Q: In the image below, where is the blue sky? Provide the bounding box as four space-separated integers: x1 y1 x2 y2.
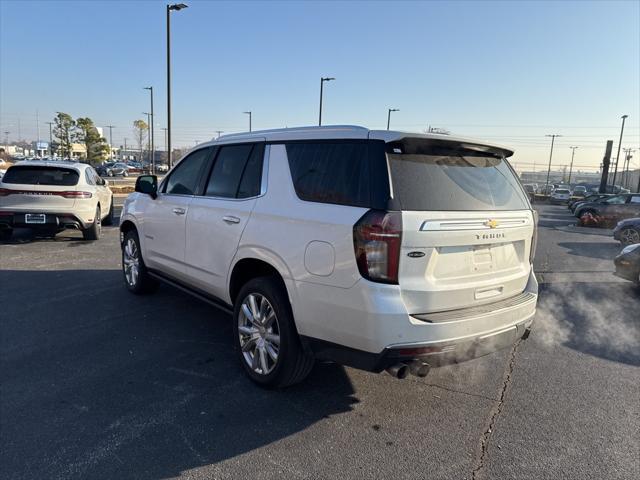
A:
1 0 639 172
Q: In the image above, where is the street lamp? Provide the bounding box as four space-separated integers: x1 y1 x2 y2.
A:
319 77 335 126
167 2 188 169
611 114 629 189
387 108 399 130
243 111 252 132
144 86 155 173
544 134 562 191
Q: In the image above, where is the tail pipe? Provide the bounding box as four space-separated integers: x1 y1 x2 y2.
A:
385 363 409 379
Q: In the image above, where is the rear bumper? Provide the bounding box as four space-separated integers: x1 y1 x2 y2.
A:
294 269 538 372
0 211 91 230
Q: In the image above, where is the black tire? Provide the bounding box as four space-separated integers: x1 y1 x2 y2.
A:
108 171 114 177
82 206 102 240
233 276 314 388
121 229 158 294
102 197 115 226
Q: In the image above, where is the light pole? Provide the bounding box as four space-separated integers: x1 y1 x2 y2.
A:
106 125 115 161
567 146 578 184
611 114 628 189
387 108 399 130
167 2 188 169
143 113 151 164
243 111 252 132
318 77 334 126
144 86 155 173
622 148 635 189
544 134 562 190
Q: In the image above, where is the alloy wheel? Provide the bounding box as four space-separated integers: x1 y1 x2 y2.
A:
238 293 280 375
123 238 140 287
620 228 640 246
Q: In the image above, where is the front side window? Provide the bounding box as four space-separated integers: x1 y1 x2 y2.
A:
164 148 210 195
204 144 264 198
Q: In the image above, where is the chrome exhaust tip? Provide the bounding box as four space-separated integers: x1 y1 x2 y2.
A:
409 360 431 378
386 363 409 379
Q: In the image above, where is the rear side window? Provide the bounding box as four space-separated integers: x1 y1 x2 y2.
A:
285 141 389 208
2 166 79 186
387 139 529 211
204 143 264 198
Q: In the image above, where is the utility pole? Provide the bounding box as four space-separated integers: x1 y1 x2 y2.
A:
387 108 399 130
544 134 562 191
318 77 335 126
243 111 252 132
124 138 128 161
46 122 54 157
622 148 635 189
567 146 578 184
215 130 223 139
36 110 40 157
611 114 628 189
599 140 614 193
106 125 115 160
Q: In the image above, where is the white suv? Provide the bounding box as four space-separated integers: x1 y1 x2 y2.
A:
120 126 538 387
0 160 114 240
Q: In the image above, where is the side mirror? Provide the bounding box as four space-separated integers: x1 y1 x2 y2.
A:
135 175 158 199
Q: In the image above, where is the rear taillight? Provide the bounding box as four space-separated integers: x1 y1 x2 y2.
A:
530 210 538 264
61 191 92 199
353 210 402 284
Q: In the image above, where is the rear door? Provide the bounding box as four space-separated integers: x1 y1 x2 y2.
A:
142 148 211 280
184 142 266 298
385 138 534 314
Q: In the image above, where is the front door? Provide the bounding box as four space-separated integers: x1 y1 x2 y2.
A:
142 147 212 281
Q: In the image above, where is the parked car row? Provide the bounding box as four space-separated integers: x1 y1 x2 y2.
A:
572 193 640 226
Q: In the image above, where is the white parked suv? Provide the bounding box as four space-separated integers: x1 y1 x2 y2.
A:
119 126 538 387
0 160 114 240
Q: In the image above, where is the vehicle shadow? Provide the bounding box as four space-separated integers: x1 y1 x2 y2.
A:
536 282 640 367
557 241 623 260
0 269 357 480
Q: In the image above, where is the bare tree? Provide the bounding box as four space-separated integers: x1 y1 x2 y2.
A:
133 120 148 162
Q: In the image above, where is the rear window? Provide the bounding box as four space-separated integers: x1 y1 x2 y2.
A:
285 141 389 209
2 166 80 186
555 189 570 194
386 139 529 211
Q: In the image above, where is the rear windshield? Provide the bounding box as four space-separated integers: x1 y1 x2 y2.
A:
386 140 529 211
555 189 570 194
2 166 80 186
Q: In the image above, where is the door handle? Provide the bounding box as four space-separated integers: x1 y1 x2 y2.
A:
223 215 241 224
172 207 186 215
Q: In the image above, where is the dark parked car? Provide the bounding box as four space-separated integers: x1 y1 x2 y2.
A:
569 193 612 212
574 194 640 225
106 162 130 177
95 162 114 176
613 243 640 285
613 217 640 246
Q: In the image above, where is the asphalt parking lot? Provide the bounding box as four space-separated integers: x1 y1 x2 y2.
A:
1 202 639 480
